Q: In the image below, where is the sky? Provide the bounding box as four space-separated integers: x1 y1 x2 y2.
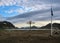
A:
0 0 60 28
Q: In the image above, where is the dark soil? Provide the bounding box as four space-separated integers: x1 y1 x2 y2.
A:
0 30 60 43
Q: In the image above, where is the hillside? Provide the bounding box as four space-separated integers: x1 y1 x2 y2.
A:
0 21 15 29
40 23 60 29
20 23 60 29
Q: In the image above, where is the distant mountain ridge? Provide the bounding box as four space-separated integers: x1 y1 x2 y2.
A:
0 21 15 29
21 23 60 29
40 23 60 29
0 21 60 29
20 23 60 29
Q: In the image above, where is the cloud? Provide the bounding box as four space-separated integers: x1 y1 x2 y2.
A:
0 0 59 7
4 6 33 15
0 0 60 22
5 10 14 14
6 6 60 24
0 0 16 6
0 0 60 13
0 0 58 10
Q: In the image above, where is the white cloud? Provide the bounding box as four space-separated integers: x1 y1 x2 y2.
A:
0 0 59 12
6 7 60 24
0 0 52 10
5 10 14 14
0 0 16 6
4 7 33 15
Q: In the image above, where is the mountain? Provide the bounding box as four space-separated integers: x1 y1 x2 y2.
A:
20 26 38 29
31 26 38 29
40 23 60 29
0 21 15 29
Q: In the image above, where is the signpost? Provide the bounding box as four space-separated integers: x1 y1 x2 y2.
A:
27 21 34 30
